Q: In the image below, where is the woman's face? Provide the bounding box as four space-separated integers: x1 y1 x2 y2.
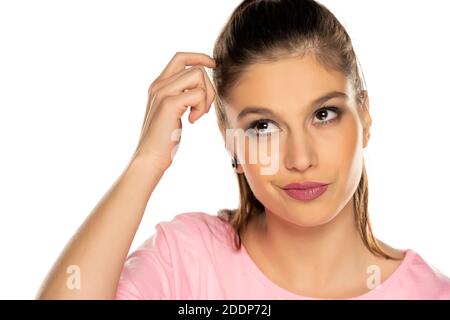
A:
224 54 371 227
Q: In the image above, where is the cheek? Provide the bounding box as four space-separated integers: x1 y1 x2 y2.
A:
237 134 278 173
244 162 272 192
240 136 277 200
324 121 359 167
330 115 364 199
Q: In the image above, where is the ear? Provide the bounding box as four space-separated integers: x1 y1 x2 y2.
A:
360 90 372 149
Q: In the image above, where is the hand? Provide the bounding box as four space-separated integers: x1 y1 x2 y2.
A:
131 52 216 173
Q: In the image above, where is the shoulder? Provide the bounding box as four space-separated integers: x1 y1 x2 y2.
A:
159 211 227 229
155 211 235 250
117 211 237 299
401 249 450 299
157 211 232 234
128 211 235 264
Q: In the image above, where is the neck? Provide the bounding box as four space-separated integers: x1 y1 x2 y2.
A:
252 198 371 291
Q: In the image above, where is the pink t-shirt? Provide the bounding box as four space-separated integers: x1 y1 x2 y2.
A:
115 211 450 300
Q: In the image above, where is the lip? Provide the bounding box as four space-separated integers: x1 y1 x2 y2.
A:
280 181 329 201
281 181 329 190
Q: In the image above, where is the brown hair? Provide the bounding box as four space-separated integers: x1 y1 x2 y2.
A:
211 0 398 260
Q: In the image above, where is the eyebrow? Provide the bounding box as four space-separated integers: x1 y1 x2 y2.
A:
236 90 349 121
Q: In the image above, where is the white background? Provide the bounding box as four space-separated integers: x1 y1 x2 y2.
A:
1 0 449 299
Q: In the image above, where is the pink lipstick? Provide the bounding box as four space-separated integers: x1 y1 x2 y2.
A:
281 181 329 201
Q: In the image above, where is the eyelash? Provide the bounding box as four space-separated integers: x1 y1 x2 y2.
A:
246 106 343 136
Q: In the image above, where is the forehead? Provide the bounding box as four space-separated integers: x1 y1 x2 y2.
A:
226 54 352 114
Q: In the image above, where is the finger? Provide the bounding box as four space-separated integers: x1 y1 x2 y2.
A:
139 86 207 145
156 52 216 82
193 66 215 115
200 66 216 113
153 66 216 112
153 67 214 122
159 87 207 124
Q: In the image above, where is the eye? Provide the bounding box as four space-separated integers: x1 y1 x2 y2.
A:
245 106 343 137
246 119 279 137
313 107 342 126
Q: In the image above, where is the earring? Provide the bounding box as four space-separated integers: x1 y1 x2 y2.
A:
231 156 237 169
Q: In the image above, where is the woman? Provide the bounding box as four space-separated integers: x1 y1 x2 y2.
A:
37 0 450 299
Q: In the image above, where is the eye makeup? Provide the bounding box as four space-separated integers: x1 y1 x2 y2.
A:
244 106 344 137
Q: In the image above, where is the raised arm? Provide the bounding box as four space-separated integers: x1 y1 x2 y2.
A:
36 52 216 299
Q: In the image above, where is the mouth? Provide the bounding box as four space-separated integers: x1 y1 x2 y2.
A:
280 181 330 201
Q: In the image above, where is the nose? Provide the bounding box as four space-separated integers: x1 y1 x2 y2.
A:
284 129 317 173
